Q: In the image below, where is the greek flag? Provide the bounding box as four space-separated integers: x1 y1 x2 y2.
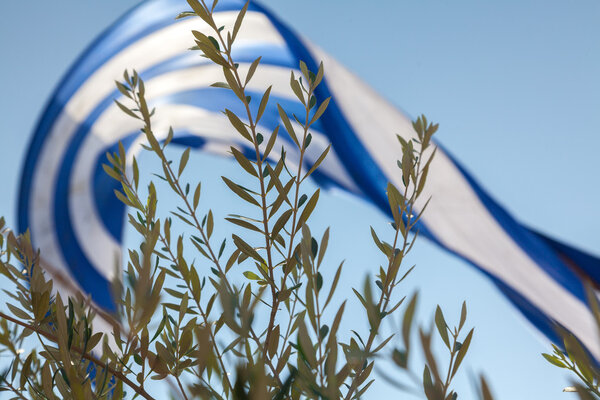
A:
19 0 600 356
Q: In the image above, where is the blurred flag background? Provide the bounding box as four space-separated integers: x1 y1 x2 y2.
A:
1 1 599 398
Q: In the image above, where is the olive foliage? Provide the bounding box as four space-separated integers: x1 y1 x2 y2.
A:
0 1 491 399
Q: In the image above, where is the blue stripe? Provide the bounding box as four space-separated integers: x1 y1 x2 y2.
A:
18 0 263 246
253 0 599 353
441 146 588 302
53 97 119 311
93 135 139 242
19 0 188 236
93 130 209 241
252 2 437 240
53 47 310 266
64 77 329 264
153 88 325 135
24 39 298 310
528 229 600 283
91 86 325 241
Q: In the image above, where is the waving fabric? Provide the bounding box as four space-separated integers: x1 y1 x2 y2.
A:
18 0 600 357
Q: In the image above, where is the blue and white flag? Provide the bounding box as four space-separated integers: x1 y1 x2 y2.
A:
19 0 600 356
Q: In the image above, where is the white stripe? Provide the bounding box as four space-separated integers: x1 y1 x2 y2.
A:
310 45 600 358
30 11 284 283
70 102 355 278
69 66 359 281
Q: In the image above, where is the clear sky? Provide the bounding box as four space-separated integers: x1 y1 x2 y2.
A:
1 1 599 399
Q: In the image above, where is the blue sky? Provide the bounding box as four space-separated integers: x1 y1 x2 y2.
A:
1 1 599 399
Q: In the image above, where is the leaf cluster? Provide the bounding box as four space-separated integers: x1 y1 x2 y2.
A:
0 1 487 399
543 285 600 399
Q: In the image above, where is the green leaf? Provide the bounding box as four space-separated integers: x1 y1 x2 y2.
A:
115 81 131 98
319 325 329 340
114 100 139 120
479 376 494 400
299 60 309 81
102 163 121 181
225 217 262 233
434 306 450 350
423 365 433 388
402 293 418 349
208 36 220 52
392 349 408 368
230 146 257 177
304 133 312 150
178 147 190 177
197 42 228 66
267 163 292 204
179 292 189 323
542 353 567 368
303 145 330 180
210 81 231 89
268 325 280 358
277 104 300 147
387 183 404 225
187 0 214 27
316 271 323 291
372 334 395 354
257 85 271 122
207 210 214 238
298 194 308 208
192 30 212 45
277 284 300 302
224 109 252 142
7 303 30 320
314 61 324 87
296 189 320 232
263 125 279 161
20 352 33 389
352 288 367 309
271 209 293 239
310 96 331 125
324 262 343 309
222 176 260 206
193 182 201 210
269 177 294 218
232 234 263 262
298 322 317 368
243 271 260 280
289 72 305 105
223 67 244 99
232 1 249 41
245 56 261 86
459 301 467 331
317 227 329 267
175 11 196 19
451 328 474 378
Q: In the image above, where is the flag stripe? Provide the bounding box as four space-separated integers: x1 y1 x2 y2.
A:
312 48 600 357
